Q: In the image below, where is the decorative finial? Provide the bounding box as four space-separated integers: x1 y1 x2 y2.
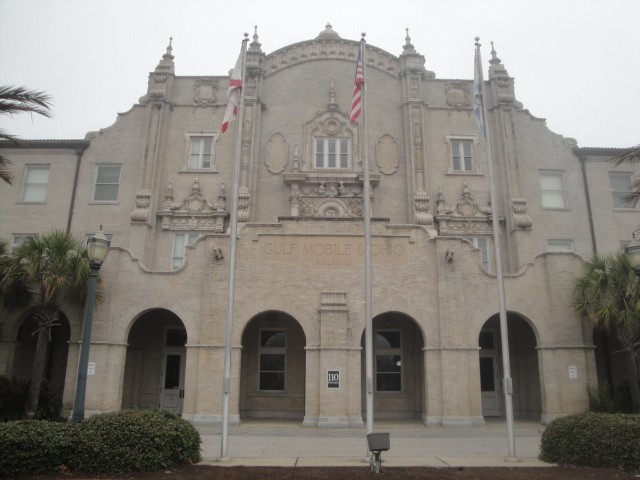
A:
474 36 481 47
249 25 262 51
244 32 249 40
163 37 174 61
403 27 415 52
489 41 501 65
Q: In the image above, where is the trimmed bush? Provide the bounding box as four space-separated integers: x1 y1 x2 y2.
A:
0 420 78 475
0 409 201 475
540 413 640 472
70 409 201 473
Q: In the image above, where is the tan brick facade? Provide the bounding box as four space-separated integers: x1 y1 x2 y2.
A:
1 26 637 426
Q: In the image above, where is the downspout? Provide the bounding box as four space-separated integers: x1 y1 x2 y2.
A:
66 143 89 233
577 149 598 255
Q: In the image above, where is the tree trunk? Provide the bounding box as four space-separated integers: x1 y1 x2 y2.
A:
25 325 50 418
624 348 640 413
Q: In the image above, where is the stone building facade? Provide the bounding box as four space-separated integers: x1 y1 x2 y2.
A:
1 25 637 426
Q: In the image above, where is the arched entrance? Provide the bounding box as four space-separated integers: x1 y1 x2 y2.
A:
479 313 541 419
121 309 187 414
11 311 70 404
360 312 425 420
239 311 306 420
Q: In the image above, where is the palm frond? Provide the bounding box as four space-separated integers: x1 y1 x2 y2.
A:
0 85 53 118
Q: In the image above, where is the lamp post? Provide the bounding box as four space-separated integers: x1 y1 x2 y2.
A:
625 231 640 278
71 227 109 421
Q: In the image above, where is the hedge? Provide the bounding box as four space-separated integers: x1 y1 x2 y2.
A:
540 412 640 472
0 409 201 476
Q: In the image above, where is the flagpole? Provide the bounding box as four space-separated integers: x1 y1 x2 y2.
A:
475 37 516 459
221 33 248 460
360 34 374 438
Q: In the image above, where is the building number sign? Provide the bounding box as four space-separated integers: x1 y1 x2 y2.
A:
327 370 340 388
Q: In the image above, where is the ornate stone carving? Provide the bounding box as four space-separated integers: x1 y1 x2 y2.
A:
511 197 532 229
414 192 433 225
157 178 228 233
445 81 471 110
376 134 399 175
435 182 500 235
193 78 217 107
266 133 288 173
131 190 152 223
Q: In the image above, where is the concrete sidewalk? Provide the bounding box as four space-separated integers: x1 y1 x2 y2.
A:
197 419 551 468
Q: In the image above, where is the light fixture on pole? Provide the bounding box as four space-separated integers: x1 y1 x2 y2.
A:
625 230 640 278
71 227 109 422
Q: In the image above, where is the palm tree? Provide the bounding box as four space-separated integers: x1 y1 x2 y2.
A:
0 85 53 184
0 231 91 418
574 253 640 413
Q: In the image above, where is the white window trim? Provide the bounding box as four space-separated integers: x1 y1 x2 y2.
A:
314 137 351 170
609 171 636 210
464 236 491 272
183 132 219 172
444 135 481 175
92 164 122 203
171 232 200 271
547 239 574 253
20 164 50 203
539 169 569 210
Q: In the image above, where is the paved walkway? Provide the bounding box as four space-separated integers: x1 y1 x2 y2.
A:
197 419 551 467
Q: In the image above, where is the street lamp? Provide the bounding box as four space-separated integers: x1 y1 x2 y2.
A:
625 231 640 278
71 227 110 421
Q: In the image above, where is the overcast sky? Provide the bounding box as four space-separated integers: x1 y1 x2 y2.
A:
1 0 638 148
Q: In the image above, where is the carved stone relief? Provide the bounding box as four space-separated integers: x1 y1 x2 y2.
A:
376 134 399 175
445 81 471 110
193 78 217 107
435 182 499 235
266 133 288 173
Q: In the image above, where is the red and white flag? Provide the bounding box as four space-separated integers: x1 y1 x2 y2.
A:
221 46 244 133
350 43 364 123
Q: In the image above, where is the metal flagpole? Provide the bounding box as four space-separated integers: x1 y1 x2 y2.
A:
361 34 375 438
475 37 516 459
221 33 249 460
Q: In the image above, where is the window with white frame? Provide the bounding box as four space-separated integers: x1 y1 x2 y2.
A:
259 329 286 391
539 170 568 209
450 139 475 172
375 330 402 392
609 172 634 209
187 135 216 170
314 137 350 169
171 232 200 270
93 164 122 202
10 233 36 252
464 236 491 271
20 165 50 203
547 239 574 253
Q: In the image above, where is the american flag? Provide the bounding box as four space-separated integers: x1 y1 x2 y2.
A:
350 43 364 123
221 46 244 133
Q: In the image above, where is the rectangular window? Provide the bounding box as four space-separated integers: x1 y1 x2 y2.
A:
375 330 402 392
93 165 122 202
314 138 350 169
21 165 49 203
451 139 474 172
464 236 491 271
11 233 36 252
259 330 286 391
539 170 568 209
609 172 634 209
171 232 200 270
188 136 215 170
547 239 574 253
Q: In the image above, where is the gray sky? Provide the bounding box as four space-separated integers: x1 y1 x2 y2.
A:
1 0 638 148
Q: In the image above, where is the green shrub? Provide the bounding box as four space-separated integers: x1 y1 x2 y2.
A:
0 420 78 475
71 409 201 473
540 413 640 472
587 383 633 413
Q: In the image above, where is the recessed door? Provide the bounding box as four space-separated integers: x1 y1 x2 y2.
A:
160 351 185 414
